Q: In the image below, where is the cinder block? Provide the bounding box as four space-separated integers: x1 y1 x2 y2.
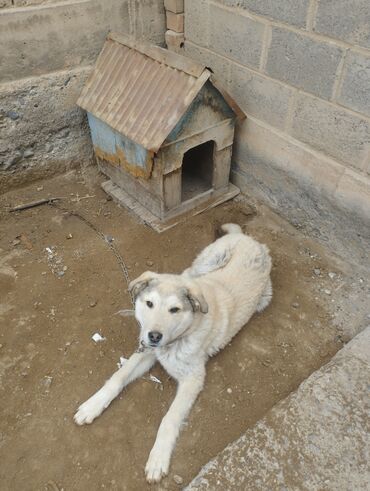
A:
266 27 343 100
290 93 370 170
0 0 165 83
209 4 264 69
230 63 292 128
166 11 184 33
315 0 370 50
213 0 310 28
165 30 184 51
184 0 209 47
164 0 184 14
183 42 231 88
338 51 370 118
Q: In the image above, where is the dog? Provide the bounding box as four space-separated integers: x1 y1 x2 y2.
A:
74 223 272 483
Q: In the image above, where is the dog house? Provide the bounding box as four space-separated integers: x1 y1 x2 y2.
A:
78 33 245 231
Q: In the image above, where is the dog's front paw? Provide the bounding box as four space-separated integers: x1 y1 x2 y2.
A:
145 447 170 483
74 390 109 425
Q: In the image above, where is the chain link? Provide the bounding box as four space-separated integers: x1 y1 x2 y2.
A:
50 202 136 307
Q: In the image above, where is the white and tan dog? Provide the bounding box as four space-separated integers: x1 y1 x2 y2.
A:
74 223 272 482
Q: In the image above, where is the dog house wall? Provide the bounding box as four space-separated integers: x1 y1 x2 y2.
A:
88 81 236 219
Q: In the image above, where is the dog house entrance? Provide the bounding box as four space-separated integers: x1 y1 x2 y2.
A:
181 141 214 202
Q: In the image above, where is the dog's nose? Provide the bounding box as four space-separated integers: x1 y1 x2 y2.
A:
148 331 163 344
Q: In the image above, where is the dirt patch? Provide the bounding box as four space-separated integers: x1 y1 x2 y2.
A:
0 171 367 491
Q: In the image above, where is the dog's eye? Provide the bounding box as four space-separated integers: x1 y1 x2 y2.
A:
169 307 180 314
146 301 153 308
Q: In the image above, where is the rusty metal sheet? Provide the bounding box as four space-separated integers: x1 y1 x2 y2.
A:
78 34 211 153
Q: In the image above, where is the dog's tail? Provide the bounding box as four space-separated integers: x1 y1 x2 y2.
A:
220 223 243 235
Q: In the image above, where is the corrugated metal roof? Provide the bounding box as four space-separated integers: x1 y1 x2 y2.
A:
78 32 245 152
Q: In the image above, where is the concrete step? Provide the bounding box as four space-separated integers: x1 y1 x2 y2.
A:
186 326 370 491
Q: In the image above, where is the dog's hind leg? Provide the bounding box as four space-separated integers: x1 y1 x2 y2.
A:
74 351 156 425
145 369 205 483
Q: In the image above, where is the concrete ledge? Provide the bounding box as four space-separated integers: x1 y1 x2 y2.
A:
186 326 370 490
0 66 94 192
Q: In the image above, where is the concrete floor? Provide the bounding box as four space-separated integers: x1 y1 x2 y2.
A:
0 169 368 490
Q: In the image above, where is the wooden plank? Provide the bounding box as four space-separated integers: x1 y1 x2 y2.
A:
213 145 233 190
210 74 246 121
102 180 239 233
164 169 182 211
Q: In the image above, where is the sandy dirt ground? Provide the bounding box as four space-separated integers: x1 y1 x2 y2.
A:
0 170 367 491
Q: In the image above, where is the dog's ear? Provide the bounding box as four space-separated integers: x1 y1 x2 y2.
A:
186 286 208 314
129 271 159 301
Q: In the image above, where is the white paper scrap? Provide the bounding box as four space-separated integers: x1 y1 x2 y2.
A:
92 333 106 343
149 374 162 384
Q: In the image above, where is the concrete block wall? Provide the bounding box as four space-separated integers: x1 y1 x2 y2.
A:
181 0 370 224
0 0 165 192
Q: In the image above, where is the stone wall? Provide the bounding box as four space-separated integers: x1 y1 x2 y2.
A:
181 0 370 225
0 0 165 192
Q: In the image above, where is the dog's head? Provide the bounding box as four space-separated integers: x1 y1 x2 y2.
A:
129 271 208 348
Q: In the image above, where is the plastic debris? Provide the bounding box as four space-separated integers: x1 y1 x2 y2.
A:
148 374 162 384
92 333 106 343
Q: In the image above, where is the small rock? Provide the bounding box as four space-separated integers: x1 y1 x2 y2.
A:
328 272 336 280
134 262 139 267
89 300 98 308
12 238 21 246
0 344 3 349
146 260 154 267
173 475 183 485
6 110 19 120
41 271 47 276
292 302 299 308
313 268 321 276
37 186 44 191
3 151 22 170
226 387 232 394
23 148 34 158
66 233 73 239
105 196 113 202
324 289 331 295
57 271 65 278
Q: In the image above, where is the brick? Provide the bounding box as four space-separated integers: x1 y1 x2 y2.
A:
165 30 184 51
209 4 264 69
164 0 184 14
213 0 310 28
166 11 184 33
338 51 370 118
229 63 292 128
266 28 343 100
183 42 231 88
290 93 370 171
315 0 370 50
184 0 209 47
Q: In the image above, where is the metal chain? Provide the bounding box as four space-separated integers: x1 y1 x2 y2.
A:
50 202 135 307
